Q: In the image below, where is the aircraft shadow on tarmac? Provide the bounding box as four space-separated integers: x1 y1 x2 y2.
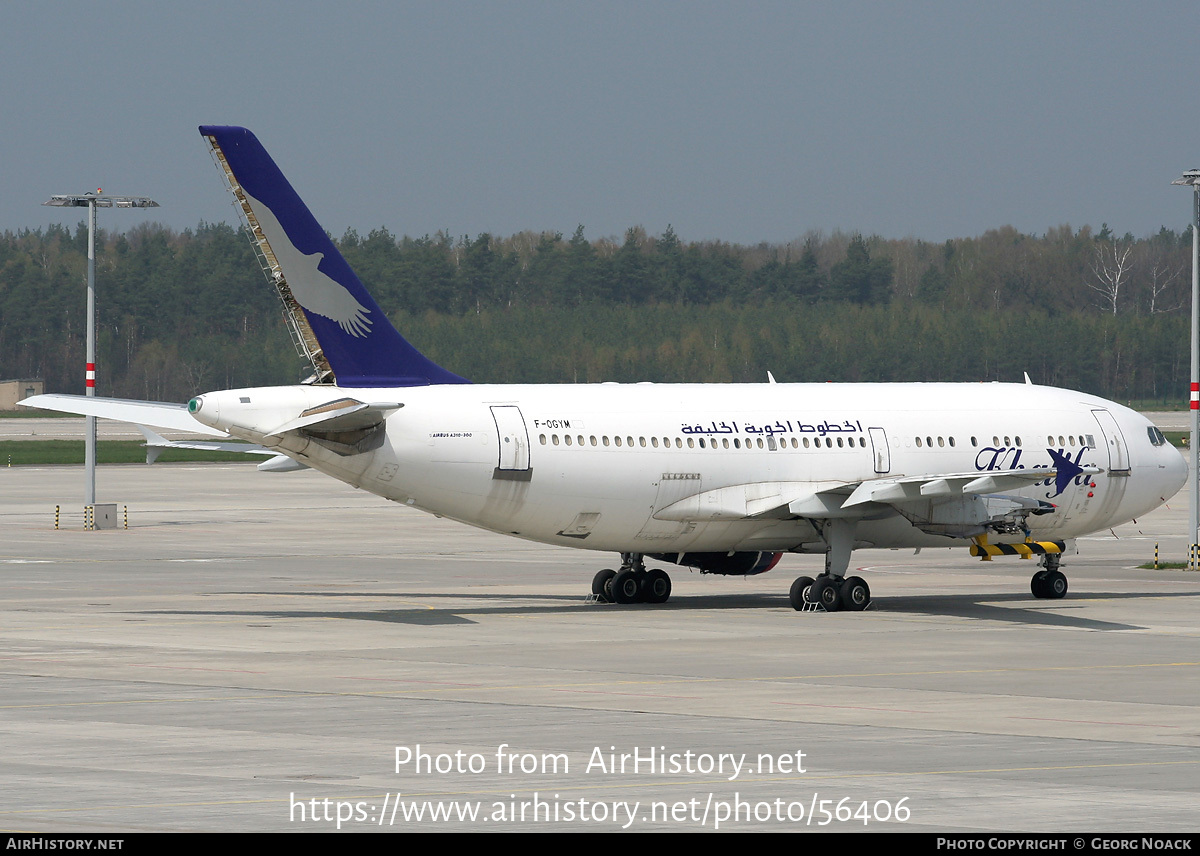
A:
138 588 1199 630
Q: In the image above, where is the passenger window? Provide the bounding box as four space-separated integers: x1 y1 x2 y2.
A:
540 434 547 445
615 436 622 447
552 434 560 445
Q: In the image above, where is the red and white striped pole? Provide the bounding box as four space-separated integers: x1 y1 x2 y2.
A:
1178 172 1200 570
84 198 97 507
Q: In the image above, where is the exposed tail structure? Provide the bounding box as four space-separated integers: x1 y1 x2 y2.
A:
199 125 469 388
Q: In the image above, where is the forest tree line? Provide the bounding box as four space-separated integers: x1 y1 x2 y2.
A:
0 219 1192 404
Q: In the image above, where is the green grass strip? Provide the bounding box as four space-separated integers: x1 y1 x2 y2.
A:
0 440 255 466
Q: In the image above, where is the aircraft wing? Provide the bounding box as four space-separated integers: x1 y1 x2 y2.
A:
838 466 1101 508
654 462 1102 523
20 393 228 437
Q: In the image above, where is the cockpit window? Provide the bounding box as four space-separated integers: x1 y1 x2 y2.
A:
1147 426 1168 447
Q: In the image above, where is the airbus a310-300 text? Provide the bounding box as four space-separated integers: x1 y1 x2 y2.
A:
25 126 1188 613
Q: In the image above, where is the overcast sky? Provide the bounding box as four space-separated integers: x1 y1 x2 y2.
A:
3 1 1196 245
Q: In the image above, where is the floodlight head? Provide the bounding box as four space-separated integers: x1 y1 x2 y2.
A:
43 194 159 208
1172 170 1200 187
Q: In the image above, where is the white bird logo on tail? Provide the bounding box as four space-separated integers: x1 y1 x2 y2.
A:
244 189 373 337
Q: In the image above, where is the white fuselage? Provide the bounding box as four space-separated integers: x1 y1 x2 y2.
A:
189 381 1187 558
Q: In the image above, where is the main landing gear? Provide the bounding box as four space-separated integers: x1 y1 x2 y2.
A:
788 574 872 612
789 519 872 612
591 554 672 605
1030 553 1068 599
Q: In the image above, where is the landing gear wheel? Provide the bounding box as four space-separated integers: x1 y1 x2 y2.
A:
839 576 871 611
643 569 672 604
592 569 616 603
789 576 815 611
808 576 841 612
610 569 642 604
1032 569 1067 599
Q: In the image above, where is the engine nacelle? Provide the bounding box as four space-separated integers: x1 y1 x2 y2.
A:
650 551 783 576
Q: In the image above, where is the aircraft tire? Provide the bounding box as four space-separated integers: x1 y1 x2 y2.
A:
789 576 814 611
592 569 617 602
1031 570 1068 599
611 569 642 604
643 569 672 604
1043 569 1068 599
840 576 871 611
808 576 841 612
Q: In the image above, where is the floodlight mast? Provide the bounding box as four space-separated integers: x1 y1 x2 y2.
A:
1172 170 1200 567
42 193 159 508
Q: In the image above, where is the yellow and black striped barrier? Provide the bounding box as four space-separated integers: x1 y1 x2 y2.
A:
970 538 1065 561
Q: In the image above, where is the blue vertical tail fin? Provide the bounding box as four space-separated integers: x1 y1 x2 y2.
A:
199 125 468 387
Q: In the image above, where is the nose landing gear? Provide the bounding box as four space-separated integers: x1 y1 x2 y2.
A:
1031 553 1068 599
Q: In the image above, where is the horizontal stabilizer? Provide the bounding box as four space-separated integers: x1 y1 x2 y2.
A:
136 425 274 464
20 394 227 437
257 454 309 472
265 398 402 437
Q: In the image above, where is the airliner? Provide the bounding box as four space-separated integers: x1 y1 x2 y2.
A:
23 126 1189 612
